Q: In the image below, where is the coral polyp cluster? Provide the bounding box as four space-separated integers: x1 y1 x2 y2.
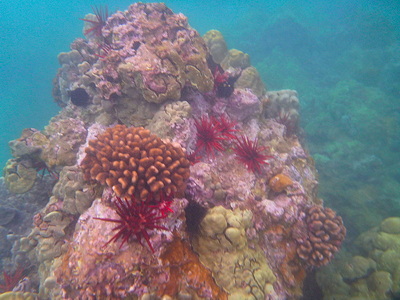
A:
81 124 190 200
295 206 346 267
95 192 173 253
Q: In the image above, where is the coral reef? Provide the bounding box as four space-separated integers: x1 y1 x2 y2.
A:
8 117 87 171
54 2 213 109
317 217 400 299
295 206 346 267
203 30 228 64
81 124 190 200
193 206 277 299
204 30 266 98
3 160 37 194
0 4 348 300
264 90 300 135
52 165 99 215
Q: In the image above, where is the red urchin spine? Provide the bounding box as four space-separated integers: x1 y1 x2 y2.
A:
194 116 227 157
94 192 173 253
80 5 109 37
212 114 238 140
233 135 272 174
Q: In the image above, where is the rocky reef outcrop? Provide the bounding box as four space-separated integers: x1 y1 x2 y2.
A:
0 3 346 299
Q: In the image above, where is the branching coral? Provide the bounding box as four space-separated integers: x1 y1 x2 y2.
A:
81 125 190 200
296 206 346 267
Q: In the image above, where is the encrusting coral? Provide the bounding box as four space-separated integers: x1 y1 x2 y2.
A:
3 160 37 194
81 124 190 200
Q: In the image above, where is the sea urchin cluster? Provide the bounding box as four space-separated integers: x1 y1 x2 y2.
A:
193 115 271 174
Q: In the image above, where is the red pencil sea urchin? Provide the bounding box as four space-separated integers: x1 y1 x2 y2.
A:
233 136 272 174
213 115 238 140
80 5 109 37
95 193 173 253
194 116 226 157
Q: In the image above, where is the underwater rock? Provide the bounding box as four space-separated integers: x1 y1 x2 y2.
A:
221 49 251 70
317 217 400 299
52 165 99 215
3 160 37 194
54 2 213 107
0 206 17 226
192 206 277 299
264 90 300 135
203 30 228 64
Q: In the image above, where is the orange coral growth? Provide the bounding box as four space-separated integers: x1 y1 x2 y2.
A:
264 224 306 297
160 235 228 299
81 125 190 200
269 173 293 193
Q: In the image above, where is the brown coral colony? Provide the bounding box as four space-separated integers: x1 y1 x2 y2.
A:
296 206 346 267
81 125 190 200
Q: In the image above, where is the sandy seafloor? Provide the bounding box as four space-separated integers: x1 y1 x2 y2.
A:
0 0 400 298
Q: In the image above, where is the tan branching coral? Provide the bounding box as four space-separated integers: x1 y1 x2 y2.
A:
81 124 190 200
296 206 346 267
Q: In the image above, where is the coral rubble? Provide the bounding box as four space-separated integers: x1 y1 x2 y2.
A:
0 3 348 299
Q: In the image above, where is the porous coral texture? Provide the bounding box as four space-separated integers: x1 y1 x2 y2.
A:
3 160 37 194
81 124 190 200
192 206 277 299
264 90 300 135
295 206 346 267
160 236 228 299
203 30 228 64
94 3 213 104
317 217 400 299
52 165 100 215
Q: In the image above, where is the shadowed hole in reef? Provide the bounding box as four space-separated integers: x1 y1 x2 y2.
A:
184 201 208 236
301 270 323 300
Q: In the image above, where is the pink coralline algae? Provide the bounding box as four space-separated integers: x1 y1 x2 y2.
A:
54 3 214 105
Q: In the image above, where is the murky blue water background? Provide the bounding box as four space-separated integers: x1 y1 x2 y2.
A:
1 0 399 237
